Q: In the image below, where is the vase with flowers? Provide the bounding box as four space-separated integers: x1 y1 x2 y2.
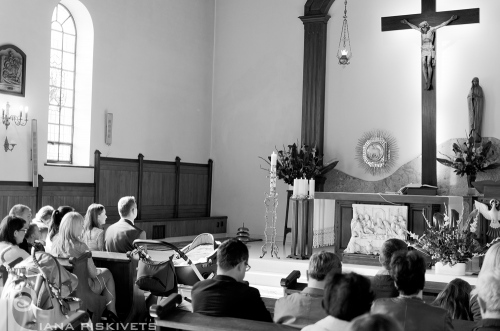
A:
407 204 500 275
436 129 500 189
260 142 338 186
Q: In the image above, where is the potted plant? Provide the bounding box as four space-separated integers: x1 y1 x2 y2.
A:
407 204 500 275
436 129 500 188
260 143 338 186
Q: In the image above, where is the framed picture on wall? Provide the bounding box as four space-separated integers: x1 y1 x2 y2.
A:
0 44 26 97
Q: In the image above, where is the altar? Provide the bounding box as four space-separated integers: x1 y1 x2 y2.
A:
311 192 463 254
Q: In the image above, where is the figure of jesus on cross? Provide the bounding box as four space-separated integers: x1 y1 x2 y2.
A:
401 15 457 90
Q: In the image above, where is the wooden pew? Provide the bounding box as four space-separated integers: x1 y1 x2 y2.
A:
92 251 148 323
151 293 296 331
58 252 107 324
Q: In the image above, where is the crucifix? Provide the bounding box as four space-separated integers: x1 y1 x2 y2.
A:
381 0 479 186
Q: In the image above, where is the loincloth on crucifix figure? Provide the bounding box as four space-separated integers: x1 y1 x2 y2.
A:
401 15 457 90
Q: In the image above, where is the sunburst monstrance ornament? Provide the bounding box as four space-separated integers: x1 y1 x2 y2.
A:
356 130 398 175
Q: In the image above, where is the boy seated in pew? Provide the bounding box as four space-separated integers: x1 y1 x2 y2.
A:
25 224 45 253
274 251 341 328
191 238 272 322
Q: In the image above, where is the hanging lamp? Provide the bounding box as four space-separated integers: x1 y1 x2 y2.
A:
337 0 352 65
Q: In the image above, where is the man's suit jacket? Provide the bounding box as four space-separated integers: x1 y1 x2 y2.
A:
191 275 272 322
371 270 399 299
371 296 453 331
273 287 326 328
104 219 145 253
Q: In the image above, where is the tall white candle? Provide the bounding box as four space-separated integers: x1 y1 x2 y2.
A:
309 179 315 198
270 151 277 167
293 179 298 197
301 179 307 197
5 102 9 117
24 106 28 120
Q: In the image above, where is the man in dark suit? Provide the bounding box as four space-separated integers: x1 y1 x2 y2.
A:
9 204 32 254
371 250 453 331
475 269 500 330
191 238 272 322
371 238 407 299
105 196 146 253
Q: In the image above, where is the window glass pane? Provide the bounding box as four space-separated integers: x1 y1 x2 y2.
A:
48 106 60 124
63 34 75 53
60 126 72 144
49 68 61 88
59 145 71 162
47 143 59 161
51 22 62 32
50 49 62 69
61 71 74 89
62 18 75 35
51 8 57 22
60 107 73 125
62 52 75 71
57 6 70 24
51 31 62 50
61 90 74 107
49 87 61 106
48 124 60 142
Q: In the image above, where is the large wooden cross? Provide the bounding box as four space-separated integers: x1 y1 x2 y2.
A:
381 1 479 186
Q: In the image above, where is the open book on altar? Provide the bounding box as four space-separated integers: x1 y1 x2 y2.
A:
399 183 437 196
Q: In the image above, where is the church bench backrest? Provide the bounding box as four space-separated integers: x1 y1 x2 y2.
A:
151 293 296 331
91 251 147 323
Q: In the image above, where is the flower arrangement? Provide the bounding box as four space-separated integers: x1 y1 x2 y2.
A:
260 143 338 186
407 204 500 266
436 129 500 178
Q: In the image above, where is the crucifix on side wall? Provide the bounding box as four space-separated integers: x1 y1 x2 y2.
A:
381 0 479 187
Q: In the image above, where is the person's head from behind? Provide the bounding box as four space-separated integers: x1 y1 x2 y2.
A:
0 216 28 245
480 243 500 277
84 203 106 231
307 251 342 288
35 205 54 225
26 223 41 244
118 196 137 220
322 272 374 322
432 278 472 320
9 204 32 225
348 314 402 331
49 206 75 240
390 250 425 296
217 238 249 282
56 212 85 252
379 239 408 270
477 269 500 318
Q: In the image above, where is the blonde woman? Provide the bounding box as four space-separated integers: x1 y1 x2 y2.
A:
82 204 107 251
470 243 500 321
50 212 118 319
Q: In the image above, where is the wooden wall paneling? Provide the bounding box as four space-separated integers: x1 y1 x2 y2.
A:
137 154 144 220
135 216 227 239
42 183 95 215
94 150 101 202
98 158 139 220
0 182 37 218
178 164 209 218
174 157 181 218
207 159 213 217
36 175 44 211
141 161 176 220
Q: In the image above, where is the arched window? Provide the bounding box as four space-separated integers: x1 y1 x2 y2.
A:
47 4 76 163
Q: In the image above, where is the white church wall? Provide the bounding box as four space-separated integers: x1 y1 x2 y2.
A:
0 0 215 183
211 0 500 239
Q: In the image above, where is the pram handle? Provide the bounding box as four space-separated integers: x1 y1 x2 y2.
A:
132 239 189 261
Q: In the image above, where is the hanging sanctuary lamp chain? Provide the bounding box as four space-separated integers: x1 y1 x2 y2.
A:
337 0 352 65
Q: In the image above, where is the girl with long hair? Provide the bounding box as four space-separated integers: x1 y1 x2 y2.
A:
82 204 107 251
432 278 473 320
46 206 74 251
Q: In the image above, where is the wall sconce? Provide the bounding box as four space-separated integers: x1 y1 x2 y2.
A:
4 136 15 152
2 102 28 130
336 0 352 65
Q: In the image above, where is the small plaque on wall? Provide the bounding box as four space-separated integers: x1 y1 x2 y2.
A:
105 113 113 146
0 44 26 97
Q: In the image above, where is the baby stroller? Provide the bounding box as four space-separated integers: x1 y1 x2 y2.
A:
129 233 218 298
0 248 86 330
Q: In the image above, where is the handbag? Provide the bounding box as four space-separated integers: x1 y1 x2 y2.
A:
134 247 178 296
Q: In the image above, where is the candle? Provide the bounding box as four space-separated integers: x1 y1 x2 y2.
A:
300 179 307 197
19 105 22 118
270 151 277 167
5 102 9 117
293 179 298 197
24 106 28 120
309 179 315 198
